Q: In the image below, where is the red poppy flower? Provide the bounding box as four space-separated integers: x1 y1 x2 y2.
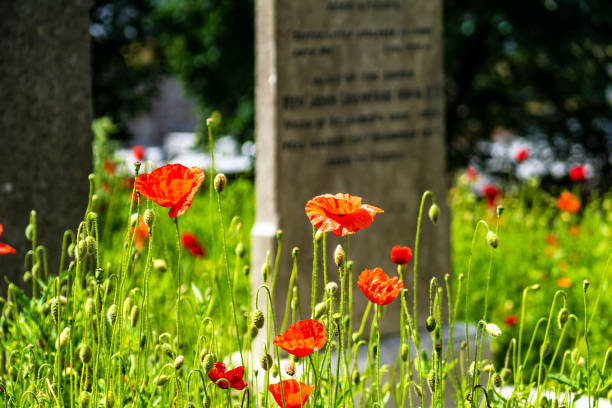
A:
132 145 145 161
273 319 327 357
466 166 479 181
481 184 501 207
181 232 205 258
514 147 529 162
357 268 403 305
135 164 205 218
305 193 383 237
0 224 16 255
545 234 557 246
131 217 149 250
103 159 116 176
557 277 572 289
557 192 581 213
568 225 580 236
391 245 412 265
569 165 587 182
504 314 518 326
207 362 247 390
268 380 314 408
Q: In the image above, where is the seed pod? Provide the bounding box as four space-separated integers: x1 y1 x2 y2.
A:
143 209 155 229
235 243 246 258
107 304 117 326
214 174 227 193
95 268 104 283
276 229 283 240
153 259 167 272
291 287 299 310
284 362 295 376
496 205 504 216
428 203 440 223
174 355 184 370
59 327 71 348
123 297 134 319
315 229 324 243
486 231 499 248
79 391 90 407
79 344 92 364
427 370 437 392
251 310 265 329
326 282 338 295
154 374 169 386
261 262 269 282
492 372 502 388
23 271 32 284
85 236 96 255
334 245 345 267
485 322 502 337
352 332 360 343
401 344 409 362
271 364 279 377
557 308 569 329
314 302 328 319
84 298 95 316
352 370 360 384
292 246 300 258
203 353 216 372
248 325 259 338
260 353 272 371
130 305 140 327
425 316 437 332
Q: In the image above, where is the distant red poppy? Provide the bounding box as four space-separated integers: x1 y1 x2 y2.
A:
103 159 116 176
0 224 16 255
568 225 580 236
207 362 247 390
391 245 412 265
557 192 581 213
569 165 587 182
268 380 314 408
504 314 518 326
181 232 205 258
545 234 557 246
132 145 145 161
357 268 403 305
132 217 149 250
514 147 529 162
305 193 383 237
135 164 205 218
481 184 501 207
466 166 479 181
273 320 327 357
119 177 135 190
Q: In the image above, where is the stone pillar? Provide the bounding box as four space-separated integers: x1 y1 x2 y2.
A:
0 0 92 288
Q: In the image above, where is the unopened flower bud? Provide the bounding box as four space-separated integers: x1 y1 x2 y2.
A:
352 370 360 384
557 308 569 329
314 302 328 319
500 367 512 382
130 305 140 327
284 363 295 376
413 384 423 398
25 224 34 241
292 247 300 258
107 304 118 326
203 353 216 372
427 370 437 392
352 332 360 343
214 174 227 193
577 356 585 367
260 353 273 370
486 230 499 248
123 297 134 319
84 298 95 316
77 240 87 259
485 322 502 337
85 236 96 255
251 310 265 329
334 245 345 267
235 243 245 258
276 230 283 240
271 364 279 377
143 209 155 229
326 282 338 296
496 205 504 216
401 344 409 361
248 325 259 338
79 391 91 407
59 327 71 348
174 355 184 370
582 280 589 291
261 262 270 282
23 271 32 284
492 372 502 388
68 242 75 258
315 229 324 243
428 204 440 223
79 344 92 364
130 213 139 227
426 316 437 332
153 374 169 386
153 259 168 272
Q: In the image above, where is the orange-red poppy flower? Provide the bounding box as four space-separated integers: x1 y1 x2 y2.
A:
132 145 145 161
0 224 16 255
268 380 314 408
391 245 412 265
135 164 205 218
273 319 327 357
557 277 572 289
357 267 403 305
131 217 149 250
207 362 247 390
181 232 205 258
569 165 587 182
545 234 557 246
305 193 383 237
557 192 581 213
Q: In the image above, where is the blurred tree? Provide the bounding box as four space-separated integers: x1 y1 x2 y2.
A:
445 0 612 187
91 0 166 138
150 0 254 144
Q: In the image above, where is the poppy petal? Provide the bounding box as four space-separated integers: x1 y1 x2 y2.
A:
273 320 327 357
269 380 313 408
0 243 16 254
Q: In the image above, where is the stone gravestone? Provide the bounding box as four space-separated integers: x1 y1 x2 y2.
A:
0 0 92 289
253 0 448 337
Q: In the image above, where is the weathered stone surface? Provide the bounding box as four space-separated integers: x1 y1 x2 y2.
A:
0 0 92 289
253 0 448 338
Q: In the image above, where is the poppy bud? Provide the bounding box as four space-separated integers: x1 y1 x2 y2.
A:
557 308 569 329
25 224 34 241
130 213 139 227
174 355 184 370
427 370 437 392
153 374 169 386
271 364 279 377
84 298 95 316
79 344 92 364
496 205 504 216
500 367 511 383
107 304 118 326
492 372 502 388
214 174 227 193
582 280 589 292
79 391 91 407
248 325 259 338
203 353 215 372
540 340 551 357
570 348 579 363
352 370 360 384
50 299 60 324
292 247 300 258
426 316 437 332
371 343 378 358
401 344 409 361
59 327 71 348
153 259 167 272
206 117 214 127
261 262 270 282
130 305 140 327
95 267 104 283
249 310 264 329
85 236 96 255
485 322 502 337
334 245 345 267
352 332 360 343
291 287 299 310
428 204 440 224
235 243 245 258
276 229 283 240
284 362 295 376
314 302 328 319
243 264 250 276
143 209 155 230
123 297 134 320
577 356 585 367
77 240 87 259
23 271 32 284
315 229 324 243
486 231 499 248
326 282 338 296
260 353 272 370
68 242 75 258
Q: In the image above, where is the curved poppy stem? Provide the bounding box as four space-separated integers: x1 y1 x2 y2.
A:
308 354 319 406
